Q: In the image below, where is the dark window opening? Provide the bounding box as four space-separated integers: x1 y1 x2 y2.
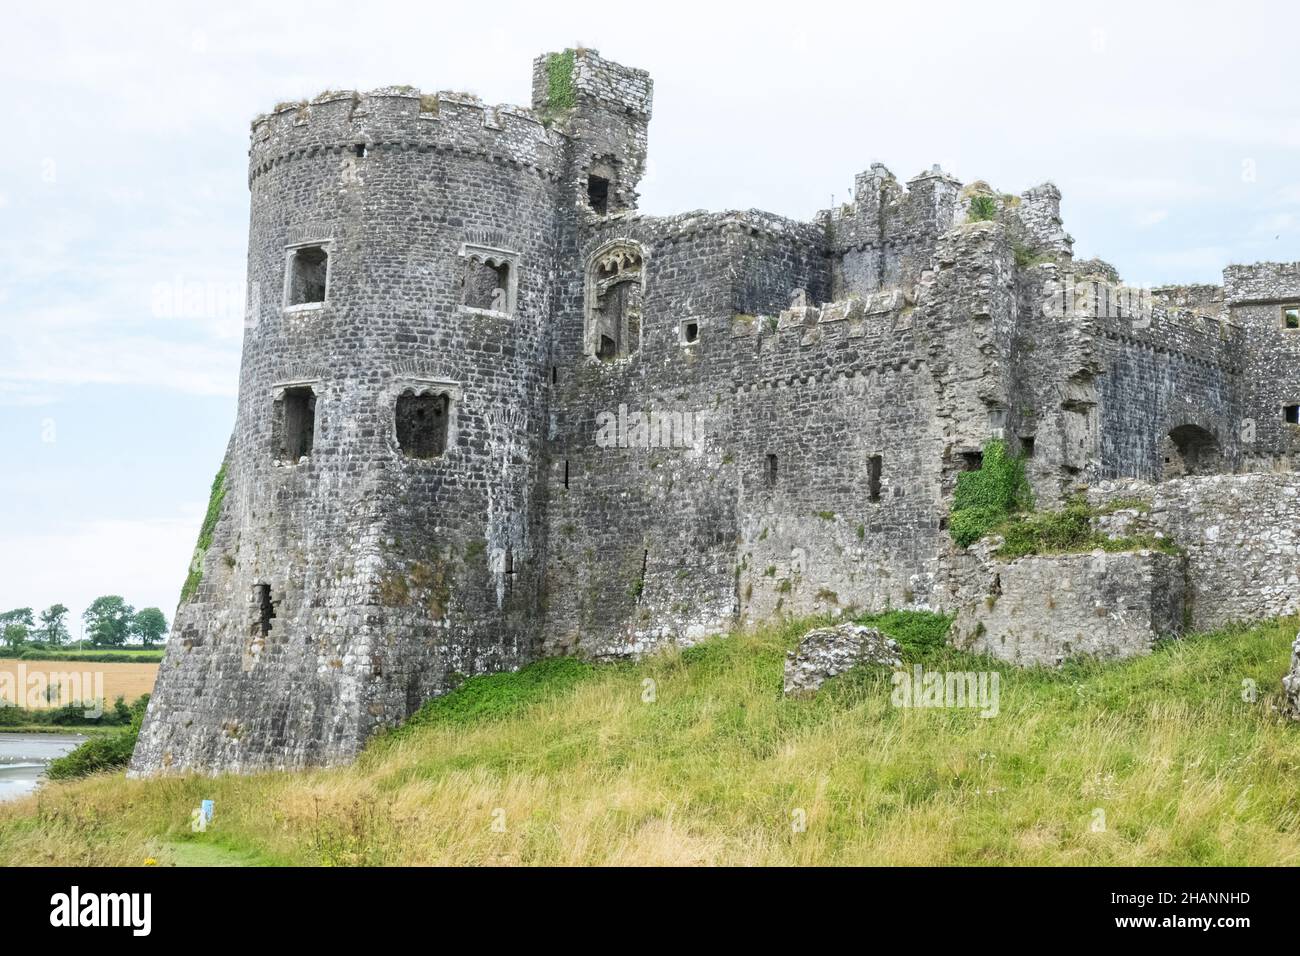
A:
1286 405 1300 425
597 334 617 361
252 584 275 638
682 320 699 344
1163 423 1223 479
587 174 609 215
286 245 328 306
395 391 449 459
1020 435 1036 458
563 459 569 489
274 386 316 461
551 366 558 385
961 451 984 472
765 453 778 489
1284 306 1300 329
461 258 510 312
352 143 367 158
868 455 882 502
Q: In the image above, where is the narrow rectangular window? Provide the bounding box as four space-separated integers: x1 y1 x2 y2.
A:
251 584 275 637
765 454 778 489
1283 306 1300 329
588 174 609 215
868 455 882 502
273 386 316 462
563 459 569 489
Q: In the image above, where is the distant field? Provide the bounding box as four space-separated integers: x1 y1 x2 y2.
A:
19 648 164 663
0 658 158 705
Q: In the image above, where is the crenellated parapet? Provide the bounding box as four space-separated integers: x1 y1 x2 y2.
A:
248 88 565 184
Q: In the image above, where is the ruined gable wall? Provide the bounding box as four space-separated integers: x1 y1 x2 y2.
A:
542 210 835 657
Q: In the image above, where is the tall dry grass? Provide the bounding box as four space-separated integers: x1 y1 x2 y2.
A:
1 613 1297 866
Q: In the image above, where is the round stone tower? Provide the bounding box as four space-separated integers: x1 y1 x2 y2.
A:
133 86 566 773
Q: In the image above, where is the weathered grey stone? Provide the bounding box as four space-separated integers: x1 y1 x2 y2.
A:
950 549 1187 667
1283 633 1300 719
1091 475 1300 631
783 624 901 696
132 47 1300 777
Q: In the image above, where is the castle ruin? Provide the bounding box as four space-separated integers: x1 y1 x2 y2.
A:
131 50 1300 775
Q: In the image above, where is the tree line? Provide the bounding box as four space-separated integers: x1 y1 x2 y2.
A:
0 598 169 651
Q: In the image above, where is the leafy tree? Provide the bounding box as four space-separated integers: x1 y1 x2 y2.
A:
0 609 33 651
0 607 33 629
130 607 169 648
2 623 28 652
82 596 134 648
37 604 70 645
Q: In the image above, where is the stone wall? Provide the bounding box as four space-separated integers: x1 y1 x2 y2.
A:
950 548 1187 666
1226 263 1300 469
135 47 1300 776
1091 474 1300 631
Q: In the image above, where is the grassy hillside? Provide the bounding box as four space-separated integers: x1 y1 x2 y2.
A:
1 613 1298 866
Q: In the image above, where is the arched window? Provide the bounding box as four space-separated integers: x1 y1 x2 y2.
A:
585 240 645 362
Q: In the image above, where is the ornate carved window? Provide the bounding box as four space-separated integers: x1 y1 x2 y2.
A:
459 243 517 315
585 240 645 362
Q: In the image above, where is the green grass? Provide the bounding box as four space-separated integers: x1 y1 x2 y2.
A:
994 498 1178 560
17 648 164 663
1 614 1297 866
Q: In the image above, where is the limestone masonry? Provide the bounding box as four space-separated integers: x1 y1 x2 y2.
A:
131 50 1300 774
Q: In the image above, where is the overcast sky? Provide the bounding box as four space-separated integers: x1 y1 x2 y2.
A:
2 0 1297 635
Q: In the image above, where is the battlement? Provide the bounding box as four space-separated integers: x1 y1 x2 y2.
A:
1224 261 1300 304
248 87 565 182
588 207 826 251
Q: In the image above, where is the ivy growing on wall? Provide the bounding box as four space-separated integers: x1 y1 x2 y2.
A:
949 440 1033 547
546 50 577 113
181 463 228 603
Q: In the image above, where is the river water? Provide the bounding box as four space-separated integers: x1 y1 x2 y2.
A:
0 734 85 803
